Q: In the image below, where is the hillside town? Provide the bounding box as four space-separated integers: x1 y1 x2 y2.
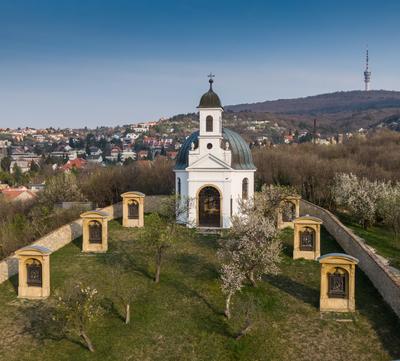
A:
0 117 360 173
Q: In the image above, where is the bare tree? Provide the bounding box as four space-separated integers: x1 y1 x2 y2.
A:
38 173 85 207
139 213 193 283
105 263 137 324
158 194 194 227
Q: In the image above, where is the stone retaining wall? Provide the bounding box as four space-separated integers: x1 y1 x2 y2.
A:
301 199 400 318
0 195 167 285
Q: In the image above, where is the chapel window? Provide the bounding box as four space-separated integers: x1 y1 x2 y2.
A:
206 116 213 132
242 178 249 200
177 177 181 196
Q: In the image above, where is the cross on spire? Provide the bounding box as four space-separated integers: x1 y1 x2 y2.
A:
208 73 215 90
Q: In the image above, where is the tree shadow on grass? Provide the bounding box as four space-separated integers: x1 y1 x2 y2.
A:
282 241 293 258
94 245 153 281
355 269 400 359
320 227 343 254
165 277 225 317
71 236 83 250
100 297 125 323
264 274 319 309
195 233 220 251
8 273 18 294
174 253 219 282
18 302 88 351
165 279 234 338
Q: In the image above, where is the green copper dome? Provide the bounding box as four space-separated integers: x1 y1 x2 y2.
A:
175 128 256 170
198 78 223 108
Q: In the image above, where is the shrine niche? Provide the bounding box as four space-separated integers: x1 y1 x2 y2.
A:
121 191 145 228
15 245 51 299
318 253 359 313
80 210 109 253
293 215 322 260
277 195 301 229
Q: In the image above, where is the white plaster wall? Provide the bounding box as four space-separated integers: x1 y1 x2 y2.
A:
230 170 255 222
199 108 223 136
175 171 189 224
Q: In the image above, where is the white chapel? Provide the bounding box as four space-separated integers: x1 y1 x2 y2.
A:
174 77 256 228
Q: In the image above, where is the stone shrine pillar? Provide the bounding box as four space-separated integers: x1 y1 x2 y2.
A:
277 195 301 229
80 210 109 253
318 253 359 312
16 245 51 299
293 215 322 260
121 191 145 228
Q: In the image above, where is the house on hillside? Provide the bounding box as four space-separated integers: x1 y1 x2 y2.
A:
1 186 37 202
61 158 87 173
88 146 102 156
86 154 103 164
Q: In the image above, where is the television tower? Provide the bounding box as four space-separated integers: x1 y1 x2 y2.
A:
364 47 371 91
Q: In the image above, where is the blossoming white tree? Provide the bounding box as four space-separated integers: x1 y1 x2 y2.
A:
377 182 400 240
218 185 291 320
333 173 383 229
220 262 245 319
55 283 101 352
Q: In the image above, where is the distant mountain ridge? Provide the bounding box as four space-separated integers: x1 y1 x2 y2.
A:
225 90 400 115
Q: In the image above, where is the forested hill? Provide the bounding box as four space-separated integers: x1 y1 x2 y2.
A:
225 90 400 115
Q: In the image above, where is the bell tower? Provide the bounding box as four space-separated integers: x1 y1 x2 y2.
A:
197 74 223 154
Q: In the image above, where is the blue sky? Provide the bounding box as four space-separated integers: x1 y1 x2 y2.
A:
0 0 399 128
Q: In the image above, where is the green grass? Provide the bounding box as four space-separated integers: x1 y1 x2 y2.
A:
0 220 399 361
337 212 400 269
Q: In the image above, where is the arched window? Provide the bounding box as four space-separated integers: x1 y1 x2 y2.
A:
89 220 102 243
206 115 213 132
177 177 181 196
128 200 139 219
26 259 42 287
242 178 249 200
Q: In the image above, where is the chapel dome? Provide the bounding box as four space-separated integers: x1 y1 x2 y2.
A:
198 78 223 108
175 128 256 170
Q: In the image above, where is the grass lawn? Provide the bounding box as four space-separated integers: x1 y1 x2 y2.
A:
0 219 399 361
338 212 400 270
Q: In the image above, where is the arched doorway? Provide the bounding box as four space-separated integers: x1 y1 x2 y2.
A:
198 186 221 227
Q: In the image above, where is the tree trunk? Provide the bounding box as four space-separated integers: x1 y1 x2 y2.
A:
154 251 162 283
247 270 257 287
125 303 130 324
225 293 232 319
80 329 95 352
